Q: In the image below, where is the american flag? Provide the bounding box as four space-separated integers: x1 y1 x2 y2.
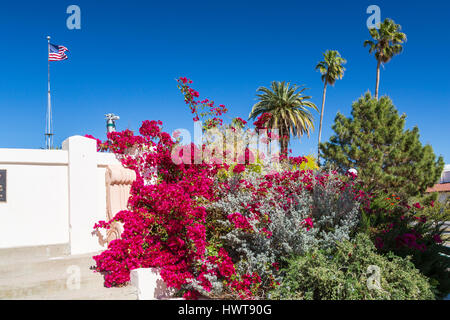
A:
48 43 69 61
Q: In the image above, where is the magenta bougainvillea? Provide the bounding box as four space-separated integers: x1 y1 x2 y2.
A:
90 77 447 300
92 119 227 296
177 77 227 129
90 79 372 299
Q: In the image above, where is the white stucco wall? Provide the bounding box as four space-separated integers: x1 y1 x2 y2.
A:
0 149 70 248
441 164 450 183
0 136 122 254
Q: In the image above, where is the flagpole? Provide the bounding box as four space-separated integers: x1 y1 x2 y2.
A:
46 35 52 149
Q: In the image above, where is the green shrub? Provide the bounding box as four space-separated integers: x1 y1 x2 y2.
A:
273 233 435 300
360 193 450 298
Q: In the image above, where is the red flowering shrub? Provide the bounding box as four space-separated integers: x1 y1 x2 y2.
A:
93 76 437 300
208 165 370 298
92 118 372 299
92 119 233 297
177 77 227 129
228 212 254 232
91 79 274 299
362 193 450 297
232 117 247 128
229 273 262 299
253 113 272 130
302 217 314 231
363 194 446 253
232 164 246 174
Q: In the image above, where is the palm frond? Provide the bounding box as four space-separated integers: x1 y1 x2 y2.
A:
249 81 318 152
364 18 407 65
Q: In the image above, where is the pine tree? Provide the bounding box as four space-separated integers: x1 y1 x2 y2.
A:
320 93 444 199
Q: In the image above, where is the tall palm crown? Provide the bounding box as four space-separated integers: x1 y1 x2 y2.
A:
315 50 346 163
364 18 406 99
248 81 318 155
315 50 346 86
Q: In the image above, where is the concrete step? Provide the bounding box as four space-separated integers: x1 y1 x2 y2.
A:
0 265 104 299
0 253 96 279
0 268 137 300
0 247 137 300
20 284 137 300
0 256 100 285
1 276 99 299
0 244 70 262
0 253 98 278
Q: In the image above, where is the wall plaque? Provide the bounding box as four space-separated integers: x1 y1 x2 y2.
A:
0 170 6 202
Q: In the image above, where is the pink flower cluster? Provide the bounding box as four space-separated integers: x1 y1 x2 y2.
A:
228 212 254 232
177 77 227 128
253 113 272 130
302 217 314 231
229 273 262 299
232 117 247 128
395 230 427 252
371 193 445 256
233 164 246 174
288 156 308 166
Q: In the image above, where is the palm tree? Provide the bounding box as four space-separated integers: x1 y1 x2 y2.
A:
315 50 346 163
248 81 318 155
364 18 407 100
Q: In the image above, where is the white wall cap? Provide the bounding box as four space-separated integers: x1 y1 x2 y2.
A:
0 148 68 165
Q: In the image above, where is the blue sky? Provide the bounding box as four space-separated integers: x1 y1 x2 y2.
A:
0 0 449 162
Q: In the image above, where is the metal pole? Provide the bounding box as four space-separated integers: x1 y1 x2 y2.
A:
46 36 53 149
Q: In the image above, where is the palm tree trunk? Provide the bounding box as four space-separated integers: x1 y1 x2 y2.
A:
280 126 288 156
375 60 381 100
317 81 327 164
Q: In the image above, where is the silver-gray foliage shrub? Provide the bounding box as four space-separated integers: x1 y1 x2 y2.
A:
209 170 361 294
